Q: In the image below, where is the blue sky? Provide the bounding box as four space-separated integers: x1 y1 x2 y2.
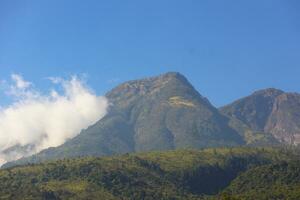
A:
0 0 300 106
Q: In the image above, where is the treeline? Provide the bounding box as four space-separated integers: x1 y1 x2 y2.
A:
0 147 299 200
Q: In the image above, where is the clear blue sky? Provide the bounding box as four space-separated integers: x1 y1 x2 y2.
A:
1 0 300 106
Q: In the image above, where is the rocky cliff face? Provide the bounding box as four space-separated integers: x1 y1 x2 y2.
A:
221 89 300 145
265 93 300 145
220 88 284 131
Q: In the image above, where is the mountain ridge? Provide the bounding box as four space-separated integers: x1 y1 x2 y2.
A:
3 72 300 168
3 72 243 168
221 88 300 145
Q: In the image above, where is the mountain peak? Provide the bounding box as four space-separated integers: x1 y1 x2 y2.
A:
156 72 191 86
252 88 284 97
159 71 186 79
221 87 300 145
221 88 285 132
120 71 187 86
106 72 196 105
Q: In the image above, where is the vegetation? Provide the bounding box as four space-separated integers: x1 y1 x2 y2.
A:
223 160 300 199
2 74 300 199
0 147 299 200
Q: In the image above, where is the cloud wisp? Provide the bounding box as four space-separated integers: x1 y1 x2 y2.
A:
0 74 108 165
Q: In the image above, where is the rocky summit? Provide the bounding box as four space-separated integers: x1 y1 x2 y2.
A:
221 88 300 145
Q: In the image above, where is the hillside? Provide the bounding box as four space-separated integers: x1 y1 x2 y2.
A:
4 72 244 167
221 88 300 145
224 160 300 199
1 147 299 200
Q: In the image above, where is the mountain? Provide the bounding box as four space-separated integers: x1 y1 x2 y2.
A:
221 88 284 132
265 92 300 145
3 72 243 167
221 88 300 145
0 144 35 163
5 73 300 168
0 147 298 200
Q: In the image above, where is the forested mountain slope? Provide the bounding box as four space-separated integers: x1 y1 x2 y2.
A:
0 147 299 200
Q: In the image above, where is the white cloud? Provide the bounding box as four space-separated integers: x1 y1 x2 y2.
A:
11 74 32 89
47 76 63 84
0 74 108 165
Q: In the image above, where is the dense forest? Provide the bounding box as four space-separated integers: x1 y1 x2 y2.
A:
224 160 300 199
0 147 299 200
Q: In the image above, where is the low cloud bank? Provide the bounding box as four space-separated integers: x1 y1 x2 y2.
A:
0 74 108 165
